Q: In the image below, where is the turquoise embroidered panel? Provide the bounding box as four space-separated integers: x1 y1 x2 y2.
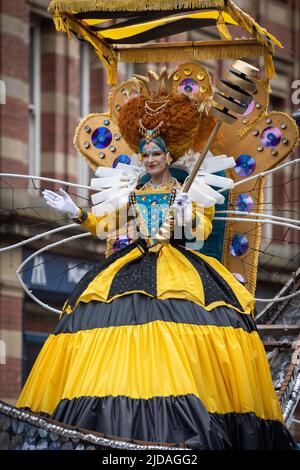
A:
135 193 172 240
199 171 229 262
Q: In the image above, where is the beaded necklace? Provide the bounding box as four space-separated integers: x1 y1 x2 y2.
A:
143 175 177 190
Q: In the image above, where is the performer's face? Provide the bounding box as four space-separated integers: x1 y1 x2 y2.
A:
141 141 168 177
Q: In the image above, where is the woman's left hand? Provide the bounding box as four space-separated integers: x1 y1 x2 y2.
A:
172 191 193 226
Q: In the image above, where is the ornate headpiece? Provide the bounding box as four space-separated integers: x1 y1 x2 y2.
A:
117 64 218 161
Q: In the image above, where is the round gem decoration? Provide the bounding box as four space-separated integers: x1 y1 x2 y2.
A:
84 125 91 132
110 145 116 152
233 273 246 285
91 127 112 149
282 137 289 144
197 72 205 81
83 141 90 149
230 234 249 257
115 104 121 111
99 152 105 159
260 126 282 147
234 155 256 177
235 194 254 212
121 88 127 96
113 154 131 168
173 72 181 81
280 123 287 129
184 67 192 76
104 119 110 125
178 78 200 94
200 85 207 93
114 133 121 140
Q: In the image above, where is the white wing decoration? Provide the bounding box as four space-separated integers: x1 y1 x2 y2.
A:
90 150 236 215
90 157 144 216
174 149 236 207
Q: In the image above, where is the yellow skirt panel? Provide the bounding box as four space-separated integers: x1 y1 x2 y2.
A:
17 321 282 423
156 244 204 304
186 248 255 314
73 246 143 308
69 244 254 315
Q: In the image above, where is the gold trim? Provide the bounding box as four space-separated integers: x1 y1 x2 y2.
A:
51 9 117 85
48 1 225 14
115 40 265 62
216 11 232 40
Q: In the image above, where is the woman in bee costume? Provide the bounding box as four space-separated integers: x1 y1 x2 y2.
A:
16 72 296 450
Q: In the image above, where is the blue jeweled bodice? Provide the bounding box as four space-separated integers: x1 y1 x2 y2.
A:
135 192 173 239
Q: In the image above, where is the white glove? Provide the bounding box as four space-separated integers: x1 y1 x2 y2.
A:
42 188 79 218
172 191 193 226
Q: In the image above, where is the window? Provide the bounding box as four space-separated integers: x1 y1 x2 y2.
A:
28 23 41 178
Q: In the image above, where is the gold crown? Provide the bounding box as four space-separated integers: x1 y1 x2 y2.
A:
132 66 173 99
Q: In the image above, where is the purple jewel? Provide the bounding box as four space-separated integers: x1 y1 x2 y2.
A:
235 194 254 212
178 78 200 94
233 273 246 284
260 126 282 147
113 155 131 168
230 234 249 257
234 155 256 177
113 235 132 252
91 127 112 149
239 99 254 117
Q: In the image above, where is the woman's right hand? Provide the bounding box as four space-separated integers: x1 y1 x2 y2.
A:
42 188 79 218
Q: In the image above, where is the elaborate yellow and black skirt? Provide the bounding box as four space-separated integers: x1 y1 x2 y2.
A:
16 242 295 449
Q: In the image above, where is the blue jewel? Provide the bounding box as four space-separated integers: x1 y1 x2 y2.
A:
230 234 249 256
261 126 282 147
235 194 254 212
91 127 112 149
233 272 246 284
113 154 131 167
234 155 256 177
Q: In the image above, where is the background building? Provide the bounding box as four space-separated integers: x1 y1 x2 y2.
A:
0 0 299 411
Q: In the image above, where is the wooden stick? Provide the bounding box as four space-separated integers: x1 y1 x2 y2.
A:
182 119 223 193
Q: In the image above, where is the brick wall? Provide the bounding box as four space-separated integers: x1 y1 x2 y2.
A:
0 249 23 405
0 0 29 405
0 0 29 177
40 21 80 187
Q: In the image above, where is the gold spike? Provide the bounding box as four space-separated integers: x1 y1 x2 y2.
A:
132 68 174 99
